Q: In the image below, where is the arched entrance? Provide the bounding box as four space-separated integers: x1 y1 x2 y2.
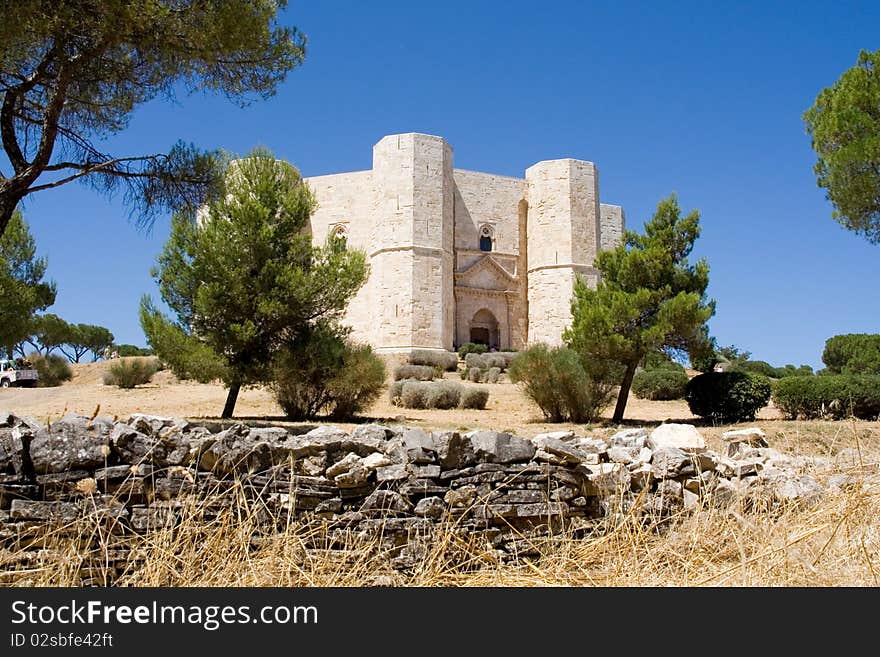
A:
470 309 499 349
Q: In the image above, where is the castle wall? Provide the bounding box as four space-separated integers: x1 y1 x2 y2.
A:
453 169 526 261
600 204 625 253
305 170 375 345
525 159 601 346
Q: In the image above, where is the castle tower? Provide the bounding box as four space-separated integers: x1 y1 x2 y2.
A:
525 158 601 346
369 133 455 352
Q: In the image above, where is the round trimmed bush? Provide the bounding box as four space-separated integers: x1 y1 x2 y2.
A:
460 386 489 409
467 366 483 382
737 360 778 379
393 364 436 381
632 368 688 401
458 342 488 358
425 381 462 409
685 371 772 423
409 349 458 372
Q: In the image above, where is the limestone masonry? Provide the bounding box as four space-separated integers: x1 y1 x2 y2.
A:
303 133 626 353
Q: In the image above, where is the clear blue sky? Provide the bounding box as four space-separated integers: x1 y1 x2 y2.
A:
9 1 880 369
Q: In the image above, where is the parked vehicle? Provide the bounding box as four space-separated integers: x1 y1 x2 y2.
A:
0 358 39 388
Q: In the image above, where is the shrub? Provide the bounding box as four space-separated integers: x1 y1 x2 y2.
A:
458 342 488 358
485 366 501 384
425 380 462 409
409 349 458 372
400 381 430 409
272 329 386 420
467 366 483 382
644 350 685 372
685 371 772 423
460 386 490 409
388 380 406 404
738 360 778 379
508 344 615 423
465 352 515 371
393 364 436 381
103 357 159 388
29 353 73 387
632 368 688 400
772 375 880 420
113 344 154 357
822 334 880 375
774 364 814 378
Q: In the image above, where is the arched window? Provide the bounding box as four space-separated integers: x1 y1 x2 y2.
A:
330 224 348 250
479 224 493 252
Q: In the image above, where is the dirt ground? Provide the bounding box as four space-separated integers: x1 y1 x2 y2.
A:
1 358 783 438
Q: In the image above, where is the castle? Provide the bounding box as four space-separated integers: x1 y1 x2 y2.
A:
304 133 625 354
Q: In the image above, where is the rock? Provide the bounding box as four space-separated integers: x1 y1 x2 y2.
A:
609 428 648 447
651 447 695 479
0 410 14 427
10 499 80 522
127 414 182 435
721 427 768 447
295 454 327 476
351 424 395 443
0 428 25 474
334 464 370 488
727 442 760 459
733 457 763 478
361 490 411 513
29 421 112 475
691 452 717 472
412 464 441 478
710 479 741 508
758 472 825 507
402 429 436 463
375 464 408 482
469 431 535 464
445 485 477 507
572 438 609 455
834 448 865 470
314 498 343 515
434 431 476 469
683 488 700 510
111 424 160 465
533 449 567 465
531 435 591 463
197 425 272 475
648 424 707 453
827 473 860 494
361 452 393 471
326 453 362 479
608 445 639 465
580 463 630 495
286 426 385 459
414 496 445 518
629 463 653 491
532 430 575 443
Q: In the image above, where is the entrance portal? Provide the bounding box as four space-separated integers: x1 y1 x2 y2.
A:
469 309 499 350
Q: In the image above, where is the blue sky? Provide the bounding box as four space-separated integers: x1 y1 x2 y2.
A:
8 1 880 368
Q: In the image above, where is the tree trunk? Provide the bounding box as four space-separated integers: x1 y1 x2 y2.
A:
221 382 241 419
0 188 24 238
612 361 638 424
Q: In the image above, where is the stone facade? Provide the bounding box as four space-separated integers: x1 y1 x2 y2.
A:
304 133 625 353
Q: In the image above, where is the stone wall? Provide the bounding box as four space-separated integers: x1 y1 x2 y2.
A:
1 411 845 586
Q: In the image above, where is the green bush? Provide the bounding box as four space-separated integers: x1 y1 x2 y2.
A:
458 342 488 358
103 357 159 388
400 381 429 409
113 344 154 358
508 344 615 423
393 364 436 381
409 349 459 372
272 330 386 420
644 350 685 372
632 368 688 400
773 364 814 378
822 334 880 375
460 386 490 409
464 352 516 371
772 375 880 420
737 360 778 379
425 380 462 409
685 371 772 423
29 353 73 387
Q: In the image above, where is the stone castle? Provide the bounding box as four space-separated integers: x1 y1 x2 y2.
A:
303 133 625 354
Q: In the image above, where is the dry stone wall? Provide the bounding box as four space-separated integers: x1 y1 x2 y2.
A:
1 411 855 585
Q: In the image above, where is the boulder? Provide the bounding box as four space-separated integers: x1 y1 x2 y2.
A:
721 427 768 447
609 428 649 447
469 431 535 464
648 424 707 453
196 425 272 475
650 446 695 479
434 431 476 469
530 435 591 464
361 490 411 513
29 420 112 475
326 453 362 479
414 496 445 518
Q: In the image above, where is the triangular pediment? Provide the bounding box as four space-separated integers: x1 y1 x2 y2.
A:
455 255 518 292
